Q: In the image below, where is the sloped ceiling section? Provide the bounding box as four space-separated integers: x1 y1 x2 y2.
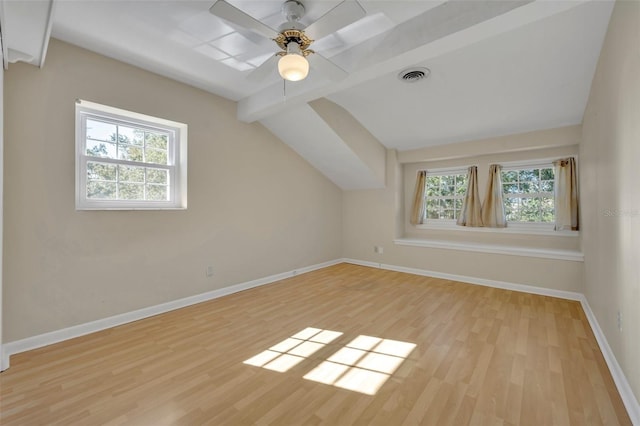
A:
260 102 385 190
0 0 55 68
309 98 386 186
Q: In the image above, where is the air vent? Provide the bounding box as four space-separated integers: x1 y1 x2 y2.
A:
398 67 430 83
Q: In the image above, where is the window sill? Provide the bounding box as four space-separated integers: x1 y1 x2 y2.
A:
415 222 579 237
76 206 187 211
394 238 584 262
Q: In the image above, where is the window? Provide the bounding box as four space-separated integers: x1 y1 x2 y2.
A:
76 100 187 210
424 169 467 221
501 165 554 223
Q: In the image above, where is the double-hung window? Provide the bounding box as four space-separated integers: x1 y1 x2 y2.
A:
76 100 187 210
501 164 554 225
424 169 468 222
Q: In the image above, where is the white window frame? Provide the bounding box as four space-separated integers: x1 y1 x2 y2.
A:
415 159 579 237
421 167 469 226
500 159 556 231
75 100 187 210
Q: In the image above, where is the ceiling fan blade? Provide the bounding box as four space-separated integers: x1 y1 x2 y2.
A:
304 1 366 41
209 0 280 40
246 54 279 83
308 54 347 81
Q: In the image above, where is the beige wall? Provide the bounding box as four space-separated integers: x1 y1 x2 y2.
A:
581 0 640 404
1 51 5 362
343 128 584 293
2 39 343 342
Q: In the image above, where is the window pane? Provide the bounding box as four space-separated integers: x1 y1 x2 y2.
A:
502 170 518 183
540 180 553 192
442 210 455 220
147 184 168 201
520 181 539 192
119 165 145 183
86 119 116 142
455 175 467 195
86 140 117 158
504 197 520 222
540 168 554 180
426 199 438 219
438 176 455 197
87 162 117 181
426 176 439 190
455 198 463 212
119 145 144 162
436 199 445 219
87 181 116 199
541 197 554 222
146 132 168 150
119 126 144 146
118 183 144 200
147 168 168 184
521 198 541 222
519 169 538 182
503 183 518 194
145 148 168 165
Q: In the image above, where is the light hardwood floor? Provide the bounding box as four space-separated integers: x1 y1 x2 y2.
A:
0 263 632 425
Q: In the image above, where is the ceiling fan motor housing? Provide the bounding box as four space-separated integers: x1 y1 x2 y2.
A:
282 0 305 23
275 29 313 53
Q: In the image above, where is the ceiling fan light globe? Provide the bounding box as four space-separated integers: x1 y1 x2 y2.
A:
278 53 309 81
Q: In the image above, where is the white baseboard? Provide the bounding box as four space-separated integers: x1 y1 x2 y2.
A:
580 299 640 425
343 258 640 425
3 257 638 424
342 258 584 300
1 258 342 371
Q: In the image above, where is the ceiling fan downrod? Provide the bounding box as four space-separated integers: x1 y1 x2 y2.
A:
275 0 313 55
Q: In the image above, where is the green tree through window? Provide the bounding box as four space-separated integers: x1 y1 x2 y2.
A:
85 119 170 202
424 172 467 221
501 167 554 223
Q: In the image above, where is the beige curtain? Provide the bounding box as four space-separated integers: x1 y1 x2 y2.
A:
482 164 507 227
554 158 579 231
457 166 483 227
410 171 427 225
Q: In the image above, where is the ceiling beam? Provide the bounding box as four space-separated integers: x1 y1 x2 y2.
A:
0 0 56 68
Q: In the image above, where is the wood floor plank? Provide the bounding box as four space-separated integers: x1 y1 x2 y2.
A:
0 263 632 425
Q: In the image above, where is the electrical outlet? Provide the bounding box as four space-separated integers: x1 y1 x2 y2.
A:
374 246 384 254
206 266 214 277
617 310 623 332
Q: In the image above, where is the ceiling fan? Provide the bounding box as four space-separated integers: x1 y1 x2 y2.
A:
209 0 366 82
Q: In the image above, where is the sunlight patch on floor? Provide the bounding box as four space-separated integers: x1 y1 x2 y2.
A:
303 335 416 395
244 327 416 395
243 327 342 372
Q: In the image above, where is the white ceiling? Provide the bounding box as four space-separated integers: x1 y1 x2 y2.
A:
49 0 442 102
328 0 614 149
1 0 614 188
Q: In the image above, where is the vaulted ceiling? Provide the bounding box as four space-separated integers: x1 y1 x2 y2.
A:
1 0 614 189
